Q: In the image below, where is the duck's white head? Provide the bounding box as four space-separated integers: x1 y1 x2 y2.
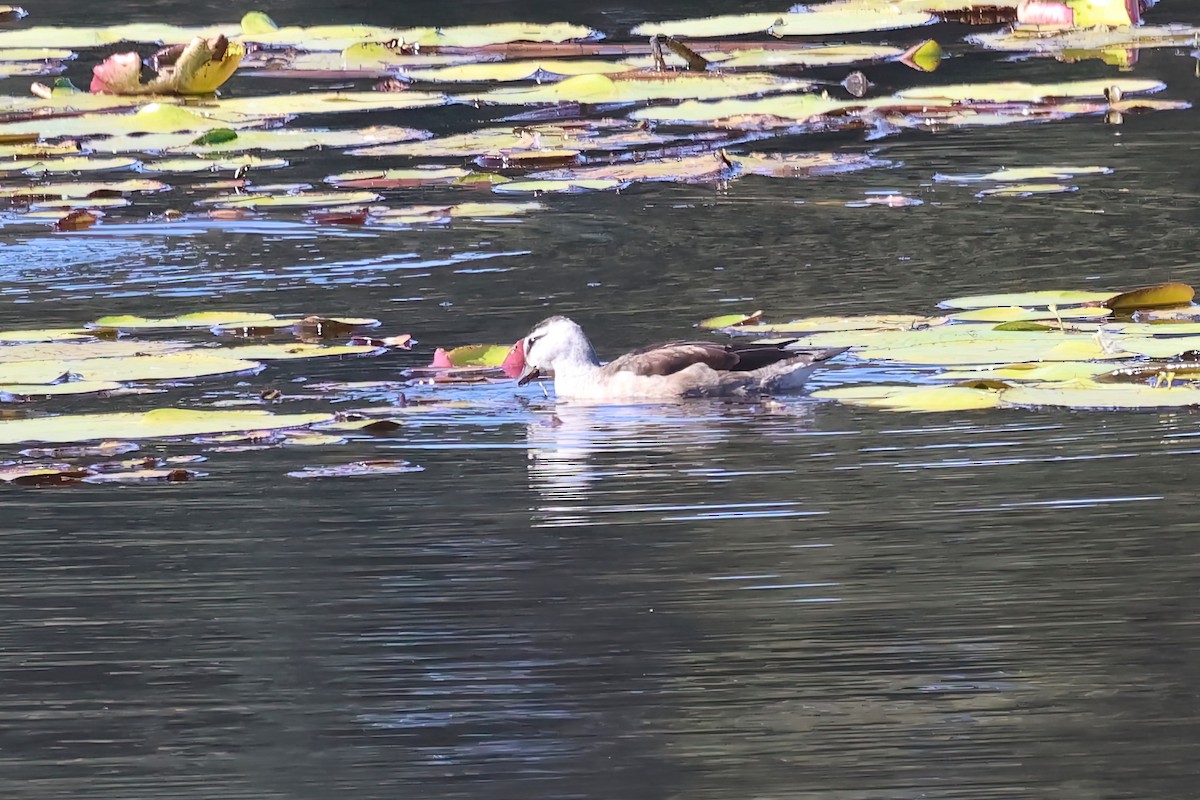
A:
517 315 599 386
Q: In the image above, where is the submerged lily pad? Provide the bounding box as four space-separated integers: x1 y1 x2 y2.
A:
287 459 424 478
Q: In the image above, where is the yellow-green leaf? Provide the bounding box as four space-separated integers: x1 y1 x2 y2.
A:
812 384 1004 412
1000 381 1200 410
1107 282 1195 312
0 408 334 445
939 289 1114 309
699 311 763 329
632 9 934 38
91 311 278 330
217 344 384 360
459 72 810 105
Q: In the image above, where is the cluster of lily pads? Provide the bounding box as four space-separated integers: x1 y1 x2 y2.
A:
0 0 1192 229
0 309 529 485
703 282 1200 411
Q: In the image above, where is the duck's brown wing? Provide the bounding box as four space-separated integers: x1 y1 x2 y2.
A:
602 340 741 377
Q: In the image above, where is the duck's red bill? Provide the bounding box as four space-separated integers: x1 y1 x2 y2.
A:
502 339 527 381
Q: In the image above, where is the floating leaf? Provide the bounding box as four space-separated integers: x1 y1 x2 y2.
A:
895 78 1163 104
82 468 203 483
631 92 856 125
969 24 1199 55
856 336 1118 366
0 463 90 485
432 344 515 368
812 384 1004 412
199 191 383 209
406 60 632 83
947 306 1110 323
287 459 424 478
632 9 934 38
0 328 93 343
216 343 384 360
210 91 447 117
20 440 139 458
1108 283 1195 312
0 381 123 398
142 155 289 173
0 340 187 364
459 72 811 105
526 152 734 185
0 156 141 175
976 183 1077 197
939 362 1118 383
737 314 937 336
699 310 763 329
492 178 622 194
939 290 1114 309
65 353 263 383
0 140 82 158
0 179 169 199
1000 382 1200 410
0 24 230 50
711 43 903 69
240 11 278 35
0 104 252 139
1100 322 1200 337
899 38 943 72
0 408 334 445
730 151 891 177
91 311 279 330
325 167 471 188
935 165 1112 182
1112 337 1200 360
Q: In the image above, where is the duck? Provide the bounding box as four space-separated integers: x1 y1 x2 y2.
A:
513 315 848 401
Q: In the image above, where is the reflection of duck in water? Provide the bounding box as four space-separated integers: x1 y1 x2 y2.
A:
512 316 848 402
524 400 817 529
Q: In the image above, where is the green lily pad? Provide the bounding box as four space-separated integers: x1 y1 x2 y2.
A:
459 72 811 105
1000 382 1200 410
631 9 934 38
0 408 334 445
939 290 1114 309
812 384 1004 412
91 311 279 330
492 178 623 194
198 191 382 209
217 344 384 360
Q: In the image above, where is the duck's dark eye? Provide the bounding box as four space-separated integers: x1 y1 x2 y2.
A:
525 334 541 350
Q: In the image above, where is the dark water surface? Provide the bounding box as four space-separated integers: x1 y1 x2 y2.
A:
4 1 1200 798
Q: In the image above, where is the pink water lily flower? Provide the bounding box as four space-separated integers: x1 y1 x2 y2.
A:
90 51 144 94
